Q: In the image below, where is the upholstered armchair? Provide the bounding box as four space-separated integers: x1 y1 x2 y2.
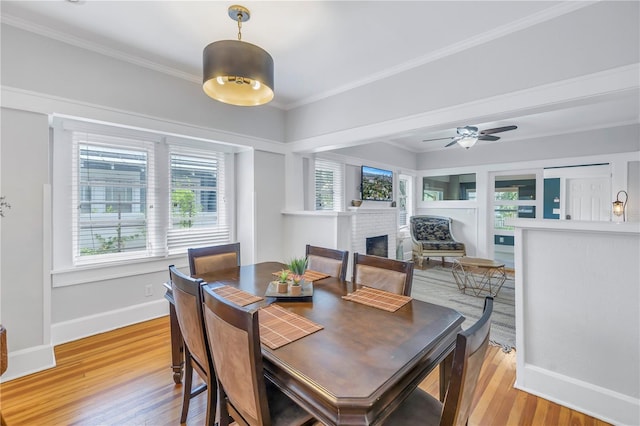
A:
410 215 466 267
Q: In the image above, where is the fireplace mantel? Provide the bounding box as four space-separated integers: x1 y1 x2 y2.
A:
281 209 400 273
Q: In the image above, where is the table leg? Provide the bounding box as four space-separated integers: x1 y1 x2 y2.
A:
439 351 453 402
168 303 185 384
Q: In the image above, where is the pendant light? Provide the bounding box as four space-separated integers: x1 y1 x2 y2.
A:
202 5 274 106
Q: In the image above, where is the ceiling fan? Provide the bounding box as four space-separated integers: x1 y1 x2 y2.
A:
423 125 518 149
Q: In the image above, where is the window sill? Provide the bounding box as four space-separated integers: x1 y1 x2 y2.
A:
51 254 189 288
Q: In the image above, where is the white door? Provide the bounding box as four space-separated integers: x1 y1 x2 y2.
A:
567 177 611 221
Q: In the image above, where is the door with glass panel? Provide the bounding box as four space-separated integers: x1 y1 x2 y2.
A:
491 172 540 269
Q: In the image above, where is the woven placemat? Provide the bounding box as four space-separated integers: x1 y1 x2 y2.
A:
259 304 323 350
342 286 412 312
271 269 330 283
212 285 263 307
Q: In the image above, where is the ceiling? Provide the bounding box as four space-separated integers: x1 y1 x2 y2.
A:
1 1 638 153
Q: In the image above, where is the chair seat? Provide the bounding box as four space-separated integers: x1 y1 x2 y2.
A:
419 241 466 251
266 381 314 426
384 388 443 424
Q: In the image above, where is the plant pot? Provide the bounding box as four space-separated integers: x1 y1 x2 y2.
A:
277 282 289 293
290 285 302 296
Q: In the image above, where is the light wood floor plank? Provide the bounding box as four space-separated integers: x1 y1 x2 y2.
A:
0 316 611 425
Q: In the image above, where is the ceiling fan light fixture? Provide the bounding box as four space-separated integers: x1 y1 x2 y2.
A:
457 136 478 149
202 5 274 106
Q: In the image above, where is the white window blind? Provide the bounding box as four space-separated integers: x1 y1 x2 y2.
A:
315 159 344 211
72 132 154 264
167 146 229 254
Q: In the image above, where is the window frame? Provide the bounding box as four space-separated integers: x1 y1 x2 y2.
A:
52 117 234 277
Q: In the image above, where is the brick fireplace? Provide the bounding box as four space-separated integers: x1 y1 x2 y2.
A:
349 208 397 259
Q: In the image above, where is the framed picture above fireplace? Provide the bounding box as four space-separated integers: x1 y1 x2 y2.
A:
361 165 393 201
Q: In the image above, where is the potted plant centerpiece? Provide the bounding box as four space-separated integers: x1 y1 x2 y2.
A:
276 269 289 293
288 257 308 296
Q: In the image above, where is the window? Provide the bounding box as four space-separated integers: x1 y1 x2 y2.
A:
167 148 229 254
59 119 231 266
315 159 344 211
73 134 153 262
398 174 413 226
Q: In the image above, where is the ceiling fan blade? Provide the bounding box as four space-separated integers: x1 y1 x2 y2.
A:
444 138 460 147
480 125 517 135
478 135 500 141
422 136 454 142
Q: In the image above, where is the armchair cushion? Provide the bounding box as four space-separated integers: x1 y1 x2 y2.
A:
410 215 466 266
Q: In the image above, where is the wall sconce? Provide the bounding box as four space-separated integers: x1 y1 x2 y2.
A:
612 190 628 222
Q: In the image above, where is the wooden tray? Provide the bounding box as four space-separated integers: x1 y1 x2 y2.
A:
265 281 314 301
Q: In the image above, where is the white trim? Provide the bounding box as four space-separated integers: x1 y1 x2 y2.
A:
290 64 640 152
0 86 282 154
1 344 56 383
515 364 639 426
52 256 188 288
42 184 52 343
51 299 169 346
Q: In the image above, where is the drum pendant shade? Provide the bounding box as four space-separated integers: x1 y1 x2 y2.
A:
202 5 274 106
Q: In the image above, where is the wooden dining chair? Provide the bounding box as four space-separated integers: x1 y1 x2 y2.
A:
383 297 494 426
305 244 349 281
202 286 316 426
188 242 241 277
352 253 414 296
169 265 216 426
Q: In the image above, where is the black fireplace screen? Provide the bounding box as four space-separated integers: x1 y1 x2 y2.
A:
366 235 388 258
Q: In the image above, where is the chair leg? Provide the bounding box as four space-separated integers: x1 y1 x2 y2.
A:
180 353 194 424
441 257 445 266
205 376 217 426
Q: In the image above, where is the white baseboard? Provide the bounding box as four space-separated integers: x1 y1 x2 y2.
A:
515 364 639 426
51 299 169 345
1 344 56 382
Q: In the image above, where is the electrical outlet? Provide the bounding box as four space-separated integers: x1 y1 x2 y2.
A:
145 284 153 297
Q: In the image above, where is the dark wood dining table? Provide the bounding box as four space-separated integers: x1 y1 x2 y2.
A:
164 261 464 426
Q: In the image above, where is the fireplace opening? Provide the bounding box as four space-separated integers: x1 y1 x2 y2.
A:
366 235 388 258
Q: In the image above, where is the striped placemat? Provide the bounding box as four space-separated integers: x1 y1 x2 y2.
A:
271 269 330 283
342 286 412 312
259 304 323 350
212 285 263 307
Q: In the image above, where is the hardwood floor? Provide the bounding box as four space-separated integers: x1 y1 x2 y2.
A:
0 316 610 426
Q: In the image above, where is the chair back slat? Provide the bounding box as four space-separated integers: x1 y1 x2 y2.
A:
441 297 493 426
203 287 271 426
189 243 241 277
170 266 210 375
352 253 414 296
305 245 349 281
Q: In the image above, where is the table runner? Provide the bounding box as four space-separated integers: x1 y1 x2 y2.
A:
259 304 323 350
342 286 412 312
271 269 330 282
212 285 264 307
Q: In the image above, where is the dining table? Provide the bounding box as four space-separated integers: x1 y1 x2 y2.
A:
164 261 464 426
